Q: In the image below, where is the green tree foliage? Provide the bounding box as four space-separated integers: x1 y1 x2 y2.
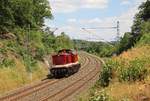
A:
11 0 52 28
74 40 115 57
116 32 132 54
136 21 150 45
131 0 150 44
0 0 53 33
138 0 150 21
140 20 150 34
0 0 14 33
116 0 150 54
0 0 74 73
42 30 56 54
55 32 74 51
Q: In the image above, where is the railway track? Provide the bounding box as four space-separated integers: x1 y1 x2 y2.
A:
0 52 101 101
42 58 100 101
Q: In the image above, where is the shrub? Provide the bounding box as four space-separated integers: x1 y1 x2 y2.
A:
0 48 7 54
137 33 150 45
89 90 110 101
119 58 148 82
23 54 38 73
120 98 130 101
34 47 46 60
0 58 15 68
99 60 115 87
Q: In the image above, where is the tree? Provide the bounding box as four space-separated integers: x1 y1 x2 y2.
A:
131 0 150 43
55 32 73 50
32 0 53 27
0 0 14 33
116 32 132 54
11 0 53 28
0 0 53 33
139 0 150 21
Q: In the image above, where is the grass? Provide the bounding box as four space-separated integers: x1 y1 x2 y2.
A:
0 37 49 94
0 30 73 95
0 52 47 95
82 44 150 101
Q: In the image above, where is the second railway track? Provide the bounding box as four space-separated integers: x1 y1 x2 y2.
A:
0 52 101 101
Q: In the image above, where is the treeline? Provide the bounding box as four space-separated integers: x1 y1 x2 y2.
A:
0 0 52 33
117 0 150 53
74 40 116 57
0 0 73 71
0 0 74 92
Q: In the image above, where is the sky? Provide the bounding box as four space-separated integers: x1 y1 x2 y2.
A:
45 0 146 41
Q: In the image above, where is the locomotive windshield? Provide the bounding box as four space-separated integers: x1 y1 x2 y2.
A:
58 49 73 54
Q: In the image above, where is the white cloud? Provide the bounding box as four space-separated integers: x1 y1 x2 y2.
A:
46 0 147 41
120 0 131 5
67 18 77 23
54 26 83 39
54 6 139 41
77 5 140 40
47 6 138 41
81 0 108 9
72 18 103 27
49 0 108 13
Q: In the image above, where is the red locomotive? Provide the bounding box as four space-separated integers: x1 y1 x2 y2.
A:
50 49 81 77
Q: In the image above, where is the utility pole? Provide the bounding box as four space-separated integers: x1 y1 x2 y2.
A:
24 24 32 82
117 21 120 40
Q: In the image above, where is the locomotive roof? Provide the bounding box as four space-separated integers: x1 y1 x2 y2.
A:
58 49 73 53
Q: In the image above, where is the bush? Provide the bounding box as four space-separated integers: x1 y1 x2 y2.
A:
119 58 148 82
23 54 38 73
120 98 130 101
99 60 115 87
137 33 150 45
0 58 15 68
35 47 46 60
89 90 110 101
0 48 7 54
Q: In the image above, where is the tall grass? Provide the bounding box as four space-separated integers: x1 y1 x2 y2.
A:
0 57 47 95
93 45 150 101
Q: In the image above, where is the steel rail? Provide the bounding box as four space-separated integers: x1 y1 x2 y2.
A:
0 54 90 101
41 56 100 101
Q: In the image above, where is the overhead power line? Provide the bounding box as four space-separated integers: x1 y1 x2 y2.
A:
81 21 120 41
82 27 117 29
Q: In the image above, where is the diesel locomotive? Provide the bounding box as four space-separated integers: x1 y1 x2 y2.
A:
50 49 81 77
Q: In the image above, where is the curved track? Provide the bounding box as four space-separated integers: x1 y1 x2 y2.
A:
0 52 101 101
